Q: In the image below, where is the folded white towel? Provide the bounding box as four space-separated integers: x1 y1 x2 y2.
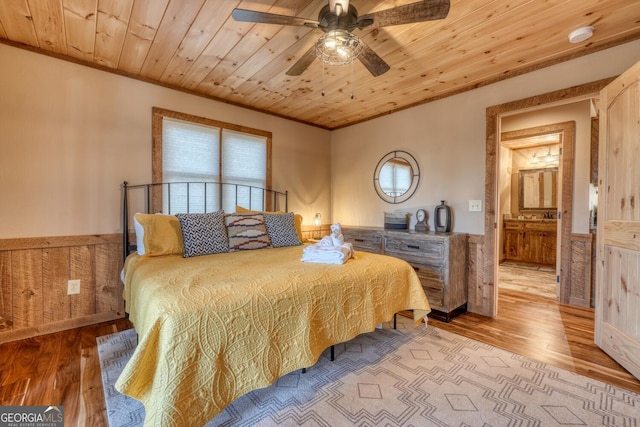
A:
302 222 354 264
319 235 344 246
301 242 354 264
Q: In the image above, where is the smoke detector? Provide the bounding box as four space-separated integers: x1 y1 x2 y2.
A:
568 26 594 43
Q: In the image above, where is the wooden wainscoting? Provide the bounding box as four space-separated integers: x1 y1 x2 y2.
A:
465 233 595 310
0 234 124 344
466 234 486 313
569 233 595 308
0 230 594 344
301 224 331 241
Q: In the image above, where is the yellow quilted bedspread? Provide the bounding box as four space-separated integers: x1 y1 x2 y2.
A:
116 245 430 426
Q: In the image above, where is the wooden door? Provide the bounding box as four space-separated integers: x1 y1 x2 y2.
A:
526 229 542 263
541 231 556 266
595 60 640 380
503 227 522 261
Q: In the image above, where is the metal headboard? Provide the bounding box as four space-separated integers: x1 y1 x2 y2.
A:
122 181 288 261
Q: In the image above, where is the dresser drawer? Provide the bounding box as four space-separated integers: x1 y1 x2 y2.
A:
411 262 444 310
524 221 556 232
422 287 444 310
410 262 444 287
504 221 524 230
385 237 445 264
342 229 383 253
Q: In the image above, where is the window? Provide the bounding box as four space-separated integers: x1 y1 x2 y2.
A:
152 108 271 214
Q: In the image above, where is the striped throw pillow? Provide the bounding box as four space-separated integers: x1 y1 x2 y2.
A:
224 213 272 251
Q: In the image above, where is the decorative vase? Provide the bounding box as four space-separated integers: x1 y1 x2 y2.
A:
434 200 452 232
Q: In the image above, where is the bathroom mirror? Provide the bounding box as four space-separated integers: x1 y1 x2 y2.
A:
373 150 420 204
519 167 558 211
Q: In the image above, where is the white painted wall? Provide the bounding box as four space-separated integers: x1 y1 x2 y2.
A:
331 40 640 234
0 44 332 239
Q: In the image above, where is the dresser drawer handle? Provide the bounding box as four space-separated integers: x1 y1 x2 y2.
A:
354 238 365 242
407 244 420 250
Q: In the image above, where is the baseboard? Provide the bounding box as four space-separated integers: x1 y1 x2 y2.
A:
0 311 124 344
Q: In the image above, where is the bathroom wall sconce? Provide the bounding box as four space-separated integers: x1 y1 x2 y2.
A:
530 147 559 165
530 153 539 165
543 148 558 164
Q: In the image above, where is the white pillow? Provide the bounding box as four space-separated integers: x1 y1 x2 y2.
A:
133 214 146 255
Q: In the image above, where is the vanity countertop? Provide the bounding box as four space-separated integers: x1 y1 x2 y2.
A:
504 218 557 222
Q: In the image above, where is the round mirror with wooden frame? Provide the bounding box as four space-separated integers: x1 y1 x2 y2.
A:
373 150 420 204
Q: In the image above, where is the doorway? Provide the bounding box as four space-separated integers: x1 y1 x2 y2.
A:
497 125 564 299
477 77 613 318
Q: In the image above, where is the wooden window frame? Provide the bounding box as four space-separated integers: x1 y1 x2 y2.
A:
151 107 272 213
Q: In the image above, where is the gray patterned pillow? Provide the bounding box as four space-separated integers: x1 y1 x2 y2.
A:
224 213 272 251
264 212 302 247
176 211 229 257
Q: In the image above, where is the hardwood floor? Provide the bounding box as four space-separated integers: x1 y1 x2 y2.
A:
1 290 638 426
498 262 557 299
0 318 132 427
433 289 640 394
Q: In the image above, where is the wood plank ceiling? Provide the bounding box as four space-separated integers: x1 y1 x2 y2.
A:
1 0 639 130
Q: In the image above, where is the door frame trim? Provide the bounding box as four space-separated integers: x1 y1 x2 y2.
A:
478 77 614 317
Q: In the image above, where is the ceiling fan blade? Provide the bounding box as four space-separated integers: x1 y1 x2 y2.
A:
285 46 317 76
358 42 390 77
232 8 319 28
358 0 450 29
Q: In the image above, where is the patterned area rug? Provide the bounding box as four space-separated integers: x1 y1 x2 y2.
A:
98 324 640 426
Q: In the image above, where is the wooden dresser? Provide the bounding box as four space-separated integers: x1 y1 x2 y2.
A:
342 226 468 322
503 219 556 265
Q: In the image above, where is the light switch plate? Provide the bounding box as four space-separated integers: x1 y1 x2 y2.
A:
469 200 482 212
67 279 81 295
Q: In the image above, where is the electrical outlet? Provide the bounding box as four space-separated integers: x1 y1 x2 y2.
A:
67 279 81 295
469 200 483 212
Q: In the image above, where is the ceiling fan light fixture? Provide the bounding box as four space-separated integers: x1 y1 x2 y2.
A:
316 30 362 65
568 26 594 43
324 39 337 49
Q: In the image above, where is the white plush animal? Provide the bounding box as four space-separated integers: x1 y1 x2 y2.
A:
320 223 345 246
330 223 344 246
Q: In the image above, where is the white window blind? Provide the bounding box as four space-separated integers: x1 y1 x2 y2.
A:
380 160 412 197
222 129 267 211
161 117 267 214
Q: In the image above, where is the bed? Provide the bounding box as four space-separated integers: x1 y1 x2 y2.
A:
117 182 431 426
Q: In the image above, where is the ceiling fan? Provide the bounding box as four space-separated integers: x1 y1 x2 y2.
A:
232 0 450 77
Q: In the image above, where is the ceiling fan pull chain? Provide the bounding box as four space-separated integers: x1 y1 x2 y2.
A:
350 60 354 100
322 62 326 97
